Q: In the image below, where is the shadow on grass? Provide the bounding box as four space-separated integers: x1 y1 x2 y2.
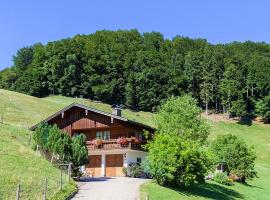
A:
237 116 252 126
171 182 243 200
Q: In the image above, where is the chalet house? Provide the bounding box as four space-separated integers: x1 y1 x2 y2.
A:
31 103 155 177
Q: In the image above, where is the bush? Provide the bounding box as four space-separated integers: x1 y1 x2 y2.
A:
127 163 143 178
122 167 127 176
213 172 233 186
211 134 257 182
33 123 89 177
147 133 214 187
147 96 214 187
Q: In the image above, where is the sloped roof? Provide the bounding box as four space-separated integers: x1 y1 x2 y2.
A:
30 103 155 131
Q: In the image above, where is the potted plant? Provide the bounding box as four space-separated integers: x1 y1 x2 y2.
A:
131 136 140 144
117 137 128 146
95 139 103 147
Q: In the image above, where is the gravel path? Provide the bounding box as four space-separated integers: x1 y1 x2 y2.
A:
72 177 149 200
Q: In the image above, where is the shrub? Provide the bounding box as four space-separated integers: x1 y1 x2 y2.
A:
147 133 214 187
211 134 257 182
33 122 50 150
127 163 143 178
213 172 233 186
71 134 89 175
147 96 214 187
33 123 89 177
122 167 127 176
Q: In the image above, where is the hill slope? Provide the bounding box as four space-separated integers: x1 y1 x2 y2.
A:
0 124 76 199
1 89 270 199
0 89 155 128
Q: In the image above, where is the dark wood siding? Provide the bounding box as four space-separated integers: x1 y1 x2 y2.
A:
47 106 152 141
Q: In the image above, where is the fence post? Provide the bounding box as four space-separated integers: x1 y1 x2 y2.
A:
43 177 47 200
68 163 71 182
146 194 149 200
60 169 63 190
28 135 31 146
16 184 20 200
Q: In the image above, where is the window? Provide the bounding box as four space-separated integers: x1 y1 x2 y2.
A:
96 131 102 139
96 130 110 140
73 132 86 138
73 132 81 137
103 131 110 140
135 132 143 141
137 157 142 164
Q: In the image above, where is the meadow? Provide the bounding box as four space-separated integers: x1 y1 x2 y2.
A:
1 89 270 199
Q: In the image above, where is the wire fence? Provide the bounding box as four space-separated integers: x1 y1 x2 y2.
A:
0 127 73 200
0 164 72 200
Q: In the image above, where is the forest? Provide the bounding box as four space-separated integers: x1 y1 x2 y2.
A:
0 29 270 120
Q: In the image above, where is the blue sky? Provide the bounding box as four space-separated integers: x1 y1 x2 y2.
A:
0 0 269 69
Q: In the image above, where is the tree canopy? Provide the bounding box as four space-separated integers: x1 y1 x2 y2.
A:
1 30 270 119
146 96 213 187
211 134 257 182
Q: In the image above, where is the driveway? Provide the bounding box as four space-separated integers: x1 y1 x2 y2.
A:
72 177 150 200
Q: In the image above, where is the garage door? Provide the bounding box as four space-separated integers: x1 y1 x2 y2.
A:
106 154 124 177
86 155 102 177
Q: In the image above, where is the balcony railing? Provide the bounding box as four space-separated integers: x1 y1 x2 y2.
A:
86 138 144 151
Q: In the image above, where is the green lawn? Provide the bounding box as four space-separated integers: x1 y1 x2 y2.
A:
141 121 270 200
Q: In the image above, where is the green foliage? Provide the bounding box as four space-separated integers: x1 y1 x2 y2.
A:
147 133 213 187
33 122 50 150
1 30 270 116
213 173 233 186
50 181 77 200
47 125 62 153
155 95 209 144
211 134 257 181
255 94 270 122
34 123 88 169
147 96 213 187
127 163 143 178
71 134 89 167
230 98 247 118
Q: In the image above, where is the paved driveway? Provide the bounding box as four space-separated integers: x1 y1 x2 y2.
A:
72 177 150 200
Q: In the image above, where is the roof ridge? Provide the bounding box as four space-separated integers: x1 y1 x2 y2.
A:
30 102 155 131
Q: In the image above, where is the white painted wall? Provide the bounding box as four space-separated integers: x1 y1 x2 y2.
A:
124 151 147 167
101 154 106 176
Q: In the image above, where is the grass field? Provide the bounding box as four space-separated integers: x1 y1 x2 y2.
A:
0 124 76 199
1 89 270 199
141 121 270 200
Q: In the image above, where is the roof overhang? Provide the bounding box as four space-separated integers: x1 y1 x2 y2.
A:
29 103 155 132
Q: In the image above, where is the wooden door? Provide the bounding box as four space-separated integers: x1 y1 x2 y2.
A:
86 155 102 176
105 154 124 177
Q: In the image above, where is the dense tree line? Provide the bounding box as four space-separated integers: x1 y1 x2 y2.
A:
1 29 270 117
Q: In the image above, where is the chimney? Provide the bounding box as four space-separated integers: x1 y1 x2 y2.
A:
112 107 122 117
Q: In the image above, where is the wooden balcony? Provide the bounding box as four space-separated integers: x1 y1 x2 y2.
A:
86 138 144 152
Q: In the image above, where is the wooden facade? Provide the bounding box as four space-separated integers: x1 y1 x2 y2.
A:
31 103 155 177
46 106 152 141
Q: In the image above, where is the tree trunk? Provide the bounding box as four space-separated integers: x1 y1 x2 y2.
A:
205 102 208 116
215 97 218 113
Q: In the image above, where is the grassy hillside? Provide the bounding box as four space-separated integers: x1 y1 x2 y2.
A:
0 124 76 199
141 121 270 200
0 89 154 199
0 89 155 128
1 88 270 199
